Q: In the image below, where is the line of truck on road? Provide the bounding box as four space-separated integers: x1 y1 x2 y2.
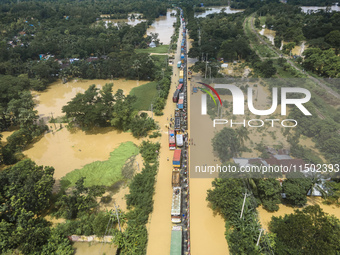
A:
170 11 190 255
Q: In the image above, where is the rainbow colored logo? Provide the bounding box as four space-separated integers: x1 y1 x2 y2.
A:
197 82 222 106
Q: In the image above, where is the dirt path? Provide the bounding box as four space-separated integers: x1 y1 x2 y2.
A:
245 13 340 100
146 24 183 255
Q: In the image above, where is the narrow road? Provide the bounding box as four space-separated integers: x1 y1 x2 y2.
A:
245 13 340 100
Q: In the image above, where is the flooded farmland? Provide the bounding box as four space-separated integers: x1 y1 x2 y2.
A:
147 9 177 44
25 79 150 179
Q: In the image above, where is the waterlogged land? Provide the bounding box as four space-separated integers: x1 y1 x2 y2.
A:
25 79 154 180
32 79 149 119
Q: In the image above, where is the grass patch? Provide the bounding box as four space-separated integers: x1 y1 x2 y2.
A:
129 81 158 111
60 141 139 189
135 45 169 54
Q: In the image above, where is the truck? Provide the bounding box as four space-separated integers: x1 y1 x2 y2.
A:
179 92 185 100
179 70 184 79
177 83 183 92
177 61 181 68
173 149 181 168
172 169 180 187
170 226 182 255
177 98 184 109
171 187 181 223
174 116 181 131
179 78 184 83
169 130 176 150
176 133 184 147
180 53 185 59
173 89 180 103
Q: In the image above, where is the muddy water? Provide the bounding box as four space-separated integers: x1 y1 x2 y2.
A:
146 25 184 255
189 76 229 254
259 28 275 45
194 6 243 18
24 126 142 180
0 130 15 143
25 78 149 180
147 9 177 44
73 242 117 255
258 197 340 230
32 79 149 119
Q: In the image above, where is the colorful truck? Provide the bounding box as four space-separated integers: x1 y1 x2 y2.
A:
177 61 181 68
179 70 184 79
172 169 180 187
173 149 181 168
169 130 176 150
177 83 183 92
174 116 181 131
170 226 182 255
171 187 181 223
173 89 180 103
177 98 184 109
176 133 184 147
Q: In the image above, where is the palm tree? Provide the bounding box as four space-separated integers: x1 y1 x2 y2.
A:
236 127 250 147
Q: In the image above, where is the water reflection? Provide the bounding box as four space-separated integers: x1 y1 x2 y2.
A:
301 4 340 13
194 6 243 18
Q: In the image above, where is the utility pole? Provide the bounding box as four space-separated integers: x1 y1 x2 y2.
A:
114 202 122 232
205 53 208 79
256 228 264 246
240 192 250 219
151 104 153 119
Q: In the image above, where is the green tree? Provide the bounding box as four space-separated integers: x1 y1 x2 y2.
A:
269 205 340 254
282 172 312 206
257 178 281 212
0 159 55 218
212 127 240 162
55 177 105 219
325 30 340 54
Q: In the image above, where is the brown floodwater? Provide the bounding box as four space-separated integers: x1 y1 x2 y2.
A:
25 78 150 180
147 9 177 44
258 197 340 231
24 126 142 180
73 242 117 255
146 26 184 255
259 28 275 45
32 79 149 119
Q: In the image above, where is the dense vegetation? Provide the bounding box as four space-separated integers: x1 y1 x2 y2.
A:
113 140 160 254
258 3 340 79
207 177 274 254
269 205 340 254
62 83 157 137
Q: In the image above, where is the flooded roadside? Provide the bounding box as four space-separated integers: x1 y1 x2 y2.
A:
259 28 275 45
188 73 229 254
147 9 177 44
146 24 183 255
